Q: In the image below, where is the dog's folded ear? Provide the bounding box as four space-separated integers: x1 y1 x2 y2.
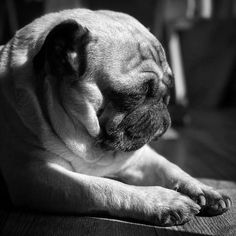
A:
33 20 90 79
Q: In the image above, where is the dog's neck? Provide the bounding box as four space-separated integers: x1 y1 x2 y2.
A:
38 78 140 176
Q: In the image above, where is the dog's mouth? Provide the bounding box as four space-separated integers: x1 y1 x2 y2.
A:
95 98 171 152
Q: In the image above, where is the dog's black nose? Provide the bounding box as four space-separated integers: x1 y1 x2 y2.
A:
145 77 170 104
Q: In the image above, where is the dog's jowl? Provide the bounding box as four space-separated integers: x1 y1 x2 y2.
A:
0 9 231 226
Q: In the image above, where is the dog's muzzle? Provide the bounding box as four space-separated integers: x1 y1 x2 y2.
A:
96 97 171 152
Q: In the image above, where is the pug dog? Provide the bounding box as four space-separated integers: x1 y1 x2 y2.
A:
0 9 231 226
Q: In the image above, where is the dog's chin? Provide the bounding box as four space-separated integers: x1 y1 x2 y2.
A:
95 101 171 152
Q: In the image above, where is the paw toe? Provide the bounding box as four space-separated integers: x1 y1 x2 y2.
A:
161 210 190 226
177 180 232 216
200 196 231 216
226 198 232 208
196 194 206 206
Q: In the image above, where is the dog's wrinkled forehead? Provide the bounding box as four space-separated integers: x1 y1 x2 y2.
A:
83 11 171 90
90 11 168 70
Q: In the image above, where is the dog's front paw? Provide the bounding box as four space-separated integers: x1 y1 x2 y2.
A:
157 193 200 226
173 178 232 216
134 186 200 226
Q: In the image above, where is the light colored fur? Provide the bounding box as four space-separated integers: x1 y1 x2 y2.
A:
0 9 231 226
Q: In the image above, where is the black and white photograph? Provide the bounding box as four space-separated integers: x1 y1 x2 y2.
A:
0 0 236 235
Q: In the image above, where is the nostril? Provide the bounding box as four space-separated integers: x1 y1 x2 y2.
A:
163 74 174 88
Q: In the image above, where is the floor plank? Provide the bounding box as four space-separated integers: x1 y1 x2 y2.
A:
151 109 236 181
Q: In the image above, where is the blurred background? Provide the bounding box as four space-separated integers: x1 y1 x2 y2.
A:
0 0 236 179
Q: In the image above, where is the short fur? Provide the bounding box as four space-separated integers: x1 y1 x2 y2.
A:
0 9 231 226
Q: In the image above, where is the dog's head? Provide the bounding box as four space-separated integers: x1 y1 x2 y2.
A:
33 9 172 153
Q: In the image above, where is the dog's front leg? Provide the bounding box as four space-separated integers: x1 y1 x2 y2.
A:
2 155 200 226
117 145 232 216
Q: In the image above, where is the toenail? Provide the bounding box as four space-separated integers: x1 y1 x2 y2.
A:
199 195 206 206
226 198 232 208
219 199 226 209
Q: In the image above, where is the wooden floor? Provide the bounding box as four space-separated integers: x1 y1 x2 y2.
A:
0 109 236 235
